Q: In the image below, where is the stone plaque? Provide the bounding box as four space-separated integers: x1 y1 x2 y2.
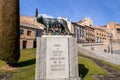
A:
35 35 81 80
46 37 69 79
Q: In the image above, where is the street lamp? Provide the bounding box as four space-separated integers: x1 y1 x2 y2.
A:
108 34 113 54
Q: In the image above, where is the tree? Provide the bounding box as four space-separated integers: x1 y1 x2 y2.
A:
35 8 38 17
0 0 20 66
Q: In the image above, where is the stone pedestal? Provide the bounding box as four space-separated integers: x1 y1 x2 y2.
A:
35 35 81 80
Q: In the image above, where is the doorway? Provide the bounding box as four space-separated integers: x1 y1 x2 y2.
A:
33 40 36 48
23 40 27 49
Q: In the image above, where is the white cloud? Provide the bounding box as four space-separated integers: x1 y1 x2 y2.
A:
38 14 54 18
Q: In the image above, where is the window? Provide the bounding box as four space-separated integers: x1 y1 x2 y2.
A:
20 29 24 35
27 30 32 36
97 33 98 35
36 30 41 37
117 29 120 33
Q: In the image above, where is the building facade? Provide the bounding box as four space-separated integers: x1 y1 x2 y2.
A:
99 22 120 42
116 24 120 40
77 17 95 43
72 22 85 43
20 23 42 49
72 17 95 43
84 25 95 43
94 27 108 43
20 16 44 49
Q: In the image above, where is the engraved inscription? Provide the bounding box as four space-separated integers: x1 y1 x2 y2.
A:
46 38 69 79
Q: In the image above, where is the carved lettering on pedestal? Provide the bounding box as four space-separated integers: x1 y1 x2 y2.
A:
46 38 69 79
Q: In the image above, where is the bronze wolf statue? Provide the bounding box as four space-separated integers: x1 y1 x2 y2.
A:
35 10 70 35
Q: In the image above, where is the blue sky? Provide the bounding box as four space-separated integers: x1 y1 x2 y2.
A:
20 0 120 26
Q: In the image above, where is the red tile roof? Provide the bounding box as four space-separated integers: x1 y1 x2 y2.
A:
20 16 45 29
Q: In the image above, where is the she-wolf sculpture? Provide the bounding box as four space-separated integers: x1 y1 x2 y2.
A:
36 10 70 35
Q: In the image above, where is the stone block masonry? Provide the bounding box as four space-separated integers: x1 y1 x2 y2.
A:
35 35 81 80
